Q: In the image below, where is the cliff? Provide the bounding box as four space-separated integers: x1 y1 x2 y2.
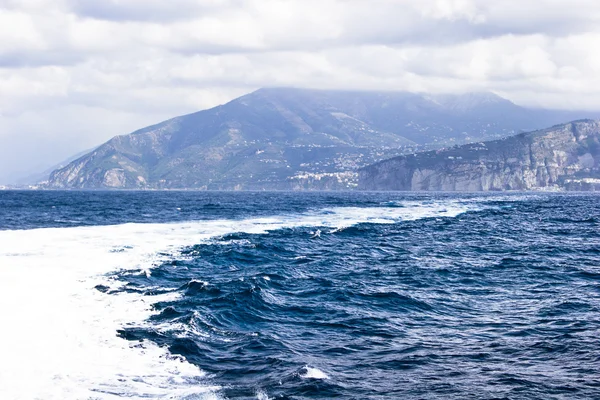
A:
358 120 600 191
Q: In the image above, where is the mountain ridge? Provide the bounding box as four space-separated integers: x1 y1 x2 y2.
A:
45 88 597 190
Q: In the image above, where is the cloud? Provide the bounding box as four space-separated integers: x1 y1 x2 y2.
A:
68 0 235 22
1 0 600 183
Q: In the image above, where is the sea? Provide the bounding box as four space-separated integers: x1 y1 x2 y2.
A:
0 190 599 400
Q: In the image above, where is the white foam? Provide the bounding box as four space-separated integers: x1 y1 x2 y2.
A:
255 389 272 400
299 366 329 380
0 199 483 399
0 225 224 400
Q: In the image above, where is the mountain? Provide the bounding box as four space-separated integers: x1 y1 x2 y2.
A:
358 120 600 191
13 148 96 186
46 88 596 190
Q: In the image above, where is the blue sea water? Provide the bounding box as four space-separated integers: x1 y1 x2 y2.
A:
0 191 599 399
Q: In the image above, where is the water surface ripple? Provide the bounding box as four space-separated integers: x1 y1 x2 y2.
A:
1 191 599 399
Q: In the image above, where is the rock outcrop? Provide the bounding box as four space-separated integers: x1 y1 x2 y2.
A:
358 120 600 191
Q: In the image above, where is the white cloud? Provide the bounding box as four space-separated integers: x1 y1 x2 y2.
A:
1 0 600 183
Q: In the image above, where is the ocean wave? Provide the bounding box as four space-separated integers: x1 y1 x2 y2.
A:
0 198 489 398
299 366 330 380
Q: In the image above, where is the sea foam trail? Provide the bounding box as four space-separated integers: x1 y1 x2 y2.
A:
0 200 481 399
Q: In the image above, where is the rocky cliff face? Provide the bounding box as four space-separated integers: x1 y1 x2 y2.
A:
358 120 600 191
47 88 595 190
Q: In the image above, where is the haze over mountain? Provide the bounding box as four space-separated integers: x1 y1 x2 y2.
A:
12 148 95 186
46 88 596 190
359 120 600 191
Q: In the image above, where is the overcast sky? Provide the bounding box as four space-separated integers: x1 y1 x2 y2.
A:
2 0 600 183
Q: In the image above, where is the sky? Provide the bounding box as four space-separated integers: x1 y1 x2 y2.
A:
2 0 600 183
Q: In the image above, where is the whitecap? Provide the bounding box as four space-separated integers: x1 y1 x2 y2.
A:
300 366 329 380
256 389 271 400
